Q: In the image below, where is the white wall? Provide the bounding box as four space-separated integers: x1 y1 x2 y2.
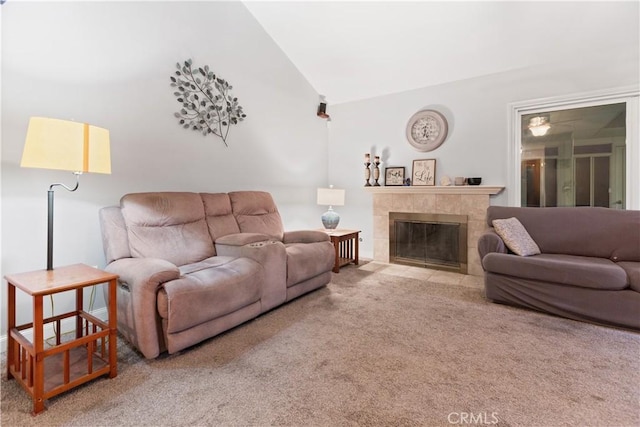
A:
1 2 327 332
2 1 638 338
329 52 640 259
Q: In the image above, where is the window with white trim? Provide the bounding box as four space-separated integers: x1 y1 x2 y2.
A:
509 88 639 210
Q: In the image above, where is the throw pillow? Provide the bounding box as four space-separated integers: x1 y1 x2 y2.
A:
492 217 541 256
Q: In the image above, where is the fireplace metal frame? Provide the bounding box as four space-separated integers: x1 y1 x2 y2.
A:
389 212 468 274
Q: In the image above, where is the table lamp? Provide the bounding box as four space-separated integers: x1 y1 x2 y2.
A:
20 117 111 270
317 185 345 229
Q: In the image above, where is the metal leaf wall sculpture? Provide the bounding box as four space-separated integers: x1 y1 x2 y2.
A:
170 59 246 147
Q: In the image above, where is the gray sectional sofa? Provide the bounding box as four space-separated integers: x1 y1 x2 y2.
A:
99 191 334 358
478 206 640 330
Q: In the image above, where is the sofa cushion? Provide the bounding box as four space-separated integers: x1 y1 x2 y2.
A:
482 253 628 290
492 217 540 256
201 193 241 240
618 262 640 292
121 192 215 266
285 242 334 287
157 256 262 334
229 191 285 241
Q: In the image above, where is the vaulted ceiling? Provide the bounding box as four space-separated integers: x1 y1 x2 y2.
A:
244 1 640 105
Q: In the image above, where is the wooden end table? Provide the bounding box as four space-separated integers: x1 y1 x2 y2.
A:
5 263 118 415
320 229 361 273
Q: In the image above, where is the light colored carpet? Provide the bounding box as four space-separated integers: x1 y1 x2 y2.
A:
2 261 639 427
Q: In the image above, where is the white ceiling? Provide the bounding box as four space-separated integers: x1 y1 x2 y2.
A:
244 1 639 105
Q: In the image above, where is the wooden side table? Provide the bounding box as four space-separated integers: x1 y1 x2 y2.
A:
5 263 118 415
321 229 361 273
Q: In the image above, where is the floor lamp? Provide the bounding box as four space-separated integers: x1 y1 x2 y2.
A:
20 117 111 271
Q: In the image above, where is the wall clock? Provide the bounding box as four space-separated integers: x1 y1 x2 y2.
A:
405 109 448 152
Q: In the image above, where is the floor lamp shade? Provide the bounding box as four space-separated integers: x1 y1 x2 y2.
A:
20 117 112 270
317 187 345 229
21 117 111 174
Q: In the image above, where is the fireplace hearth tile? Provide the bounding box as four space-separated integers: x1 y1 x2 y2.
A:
430 270 465 286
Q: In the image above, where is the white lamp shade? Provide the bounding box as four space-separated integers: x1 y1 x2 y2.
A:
317 187 345 206
21 117 111 174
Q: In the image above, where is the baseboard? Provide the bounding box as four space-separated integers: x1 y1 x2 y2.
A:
0 307 108 353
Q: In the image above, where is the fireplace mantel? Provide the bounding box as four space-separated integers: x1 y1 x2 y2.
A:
364 186 504 195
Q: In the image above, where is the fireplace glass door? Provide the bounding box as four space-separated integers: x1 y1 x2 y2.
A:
389 212 467 274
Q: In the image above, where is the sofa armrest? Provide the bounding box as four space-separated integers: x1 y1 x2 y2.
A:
215 238 287 312
104 257 180 359
477 229 508 266
283 230 330 244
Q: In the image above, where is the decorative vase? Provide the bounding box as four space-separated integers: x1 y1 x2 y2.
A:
321 206 340 229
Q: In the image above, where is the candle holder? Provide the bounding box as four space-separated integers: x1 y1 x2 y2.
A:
364 161 372 186
373 157 381 186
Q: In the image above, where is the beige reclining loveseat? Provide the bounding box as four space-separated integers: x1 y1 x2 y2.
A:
99 191 334 358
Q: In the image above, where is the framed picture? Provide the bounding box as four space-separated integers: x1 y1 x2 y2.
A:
385 167 405 186
412 159 436 186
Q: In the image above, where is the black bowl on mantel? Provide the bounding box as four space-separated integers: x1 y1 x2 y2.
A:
467 177 482 186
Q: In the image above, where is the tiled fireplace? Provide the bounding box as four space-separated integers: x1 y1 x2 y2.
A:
365 186 504 276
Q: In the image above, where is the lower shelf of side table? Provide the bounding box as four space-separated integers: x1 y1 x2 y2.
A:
10 338 112 402
9 311 114 405
43 347 110 398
